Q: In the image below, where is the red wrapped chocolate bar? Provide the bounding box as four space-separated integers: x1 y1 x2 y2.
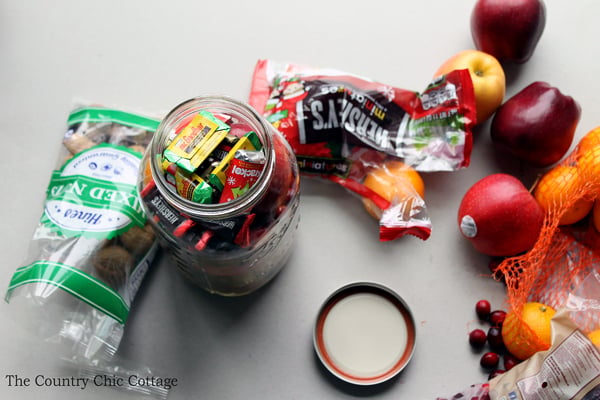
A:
249 60 476 241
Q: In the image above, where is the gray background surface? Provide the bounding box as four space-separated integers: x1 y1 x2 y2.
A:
1 1 598 399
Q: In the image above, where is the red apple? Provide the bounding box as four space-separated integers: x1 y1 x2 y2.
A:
491 81 581 167
458 173 544 257
471 0 546 64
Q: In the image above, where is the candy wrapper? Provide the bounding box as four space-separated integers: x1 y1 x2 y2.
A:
249 59 476 240
5 105 160 362
435 383 490 400
489 310 600 400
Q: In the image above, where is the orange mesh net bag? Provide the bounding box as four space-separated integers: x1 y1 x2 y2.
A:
495 127 600 353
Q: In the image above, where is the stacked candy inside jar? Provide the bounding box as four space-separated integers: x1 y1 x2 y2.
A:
139 97 300 295
161 111 268 237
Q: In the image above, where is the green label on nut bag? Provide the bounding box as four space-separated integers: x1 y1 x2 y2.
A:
41 144 145 239
6 261 129 324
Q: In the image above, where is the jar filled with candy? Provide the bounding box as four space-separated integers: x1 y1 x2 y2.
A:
138 96 300 296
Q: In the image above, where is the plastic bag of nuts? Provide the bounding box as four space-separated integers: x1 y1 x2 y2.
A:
5 105 160 362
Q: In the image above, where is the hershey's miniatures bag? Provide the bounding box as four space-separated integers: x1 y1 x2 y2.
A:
249 60 476 241
5 105 160 361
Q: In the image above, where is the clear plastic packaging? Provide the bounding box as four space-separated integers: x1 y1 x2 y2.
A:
5 105 160 362
138 96 300 296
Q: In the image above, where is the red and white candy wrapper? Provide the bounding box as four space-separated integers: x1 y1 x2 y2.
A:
435 383 490 400
249 60 476 240
219 152 266 203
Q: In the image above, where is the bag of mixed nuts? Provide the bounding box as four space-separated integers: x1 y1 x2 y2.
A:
5 105 160 362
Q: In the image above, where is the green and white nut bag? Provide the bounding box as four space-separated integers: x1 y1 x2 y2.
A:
5 105 160 362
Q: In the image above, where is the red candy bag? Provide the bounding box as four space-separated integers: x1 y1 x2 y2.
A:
249 60 476 241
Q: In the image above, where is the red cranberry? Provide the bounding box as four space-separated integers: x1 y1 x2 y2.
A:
489 310 507 327
489 369 506 380
469 329 487 348
476 300 491 320
488 257 506 281
504 353 520 370
480 352 500 369
487 326 504 350
488 257 502 273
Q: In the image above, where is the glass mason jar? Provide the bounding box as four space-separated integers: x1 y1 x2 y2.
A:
138 96 300 296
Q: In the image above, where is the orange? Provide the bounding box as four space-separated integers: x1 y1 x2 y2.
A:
502 302 556 360
533 165 594 225
576 127 600 190
577 126 600 156
362 161 425 219
593 201 600 232
588 329 600 347
433 49 505 124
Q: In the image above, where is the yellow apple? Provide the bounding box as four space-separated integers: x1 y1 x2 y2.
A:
434 49 506 124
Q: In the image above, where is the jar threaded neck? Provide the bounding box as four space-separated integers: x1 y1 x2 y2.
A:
149 96 275 220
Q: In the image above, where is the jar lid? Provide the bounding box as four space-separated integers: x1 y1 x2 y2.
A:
313 282 416 386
